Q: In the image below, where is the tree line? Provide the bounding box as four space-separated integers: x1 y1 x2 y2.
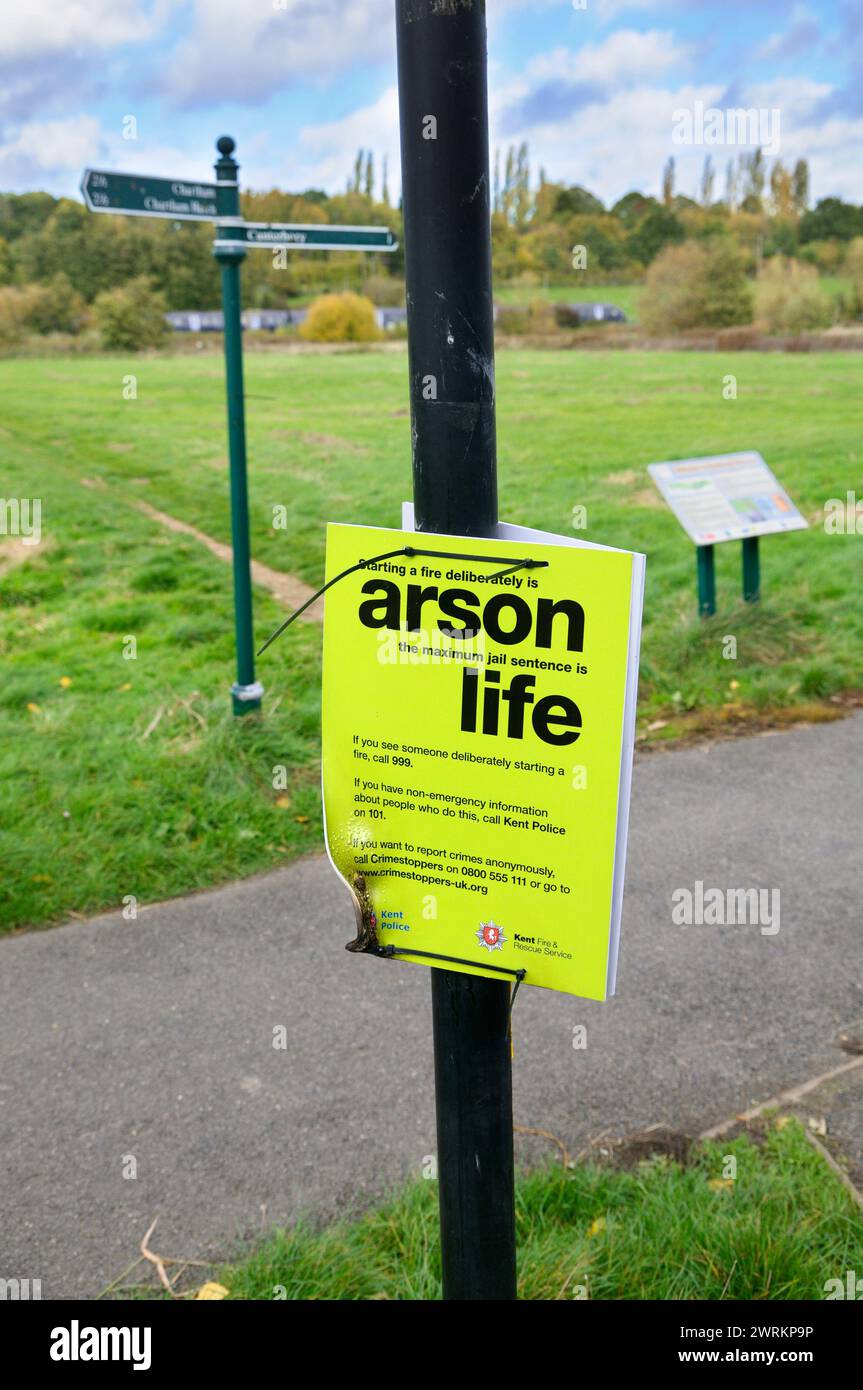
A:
0 145 861 324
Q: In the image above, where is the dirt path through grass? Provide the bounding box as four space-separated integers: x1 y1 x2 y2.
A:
132 499 320 619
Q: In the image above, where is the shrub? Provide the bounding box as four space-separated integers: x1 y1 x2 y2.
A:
361 274 405 308
641 240 753 334
714 325 761 351
0 285 43 344
495 300 558 335
93 276 169 350
798 239 846 274
704 241 756 327
495 304 530 335
553 303 588 329
754 258 834 334
845 238 863 313
299 292 382 343
27 273 88 334
0 276 88 344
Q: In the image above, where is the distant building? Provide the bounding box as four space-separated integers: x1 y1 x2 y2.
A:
165 309 303 332
560 302 628 324
167 302 627 334
376 307 407 330
165 305 409 333
165 310 225 332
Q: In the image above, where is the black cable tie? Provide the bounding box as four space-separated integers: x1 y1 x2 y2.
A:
369 945 527 1036
508 971 526 1024
372 943 527 984
257 545 548 656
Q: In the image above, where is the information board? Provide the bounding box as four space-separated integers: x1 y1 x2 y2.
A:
648 452 808 545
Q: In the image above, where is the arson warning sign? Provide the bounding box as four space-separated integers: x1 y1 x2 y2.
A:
321 523 645 1000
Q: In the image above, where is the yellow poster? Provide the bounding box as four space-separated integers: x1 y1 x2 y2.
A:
321 522 644 1000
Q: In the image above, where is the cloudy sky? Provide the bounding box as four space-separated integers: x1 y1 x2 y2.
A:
1 0 860 206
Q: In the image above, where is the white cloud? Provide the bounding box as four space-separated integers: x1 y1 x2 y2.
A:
525 28 687 86
753 6 820 64
488 66 863 205
0 1 160 62
790 115 863 203
491 79 722 203
160 0 395 108
1 3 859 210
0 116 102 182
293 86 401 193
0 114 221 195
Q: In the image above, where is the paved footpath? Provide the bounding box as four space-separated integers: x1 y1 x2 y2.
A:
2 715 861 1298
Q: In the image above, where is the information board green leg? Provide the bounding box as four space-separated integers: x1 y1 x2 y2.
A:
742 536 760 603
697 543 716 617
213 136 261 716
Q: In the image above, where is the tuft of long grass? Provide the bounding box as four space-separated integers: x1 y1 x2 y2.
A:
219 1122 863 1301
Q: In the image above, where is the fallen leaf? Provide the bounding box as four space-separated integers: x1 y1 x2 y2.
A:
27 702 41 713
275 795 291 809
808 1117 827 1137
647 719 667 732
295 815 310 824
195 1282 229 1301
708 1178 734 1192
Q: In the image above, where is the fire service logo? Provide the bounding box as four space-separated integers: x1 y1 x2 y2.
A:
476 921 506 952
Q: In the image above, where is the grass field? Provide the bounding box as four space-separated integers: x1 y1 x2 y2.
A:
1 346 860 931
214 1121 862 1300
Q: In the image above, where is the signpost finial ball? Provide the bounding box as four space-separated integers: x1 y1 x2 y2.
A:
217 136 235 156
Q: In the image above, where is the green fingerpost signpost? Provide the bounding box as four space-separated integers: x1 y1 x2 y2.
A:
81 141 398 714
213 137 260 714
